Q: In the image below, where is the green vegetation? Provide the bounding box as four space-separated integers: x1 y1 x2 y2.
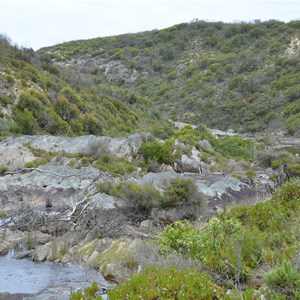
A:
2 20 300 137
70 281 104 300
108 266 234 299
99 177 205 221
0 35 159 137
140 139 174 164
160 177 204 210
80 179 300 299
110 181 162 220
38 20 300 136
264 260 300 299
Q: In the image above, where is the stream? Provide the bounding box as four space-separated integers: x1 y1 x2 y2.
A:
0 251 111 300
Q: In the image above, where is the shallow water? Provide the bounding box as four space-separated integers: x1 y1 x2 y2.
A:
0 251 110 299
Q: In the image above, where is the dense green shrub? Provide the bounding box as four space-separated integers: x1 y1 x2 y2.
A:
161 179 300 285
160 217 248 278
211 136 256 160
161 178 204 212
173 125 214 149
13 108 37 134
54 95 79 122
111 181 162 220
81 112 103 135
274 178 300 206
141 139 173 164
108 266 233 300
93 159 136 177
264 260 300 299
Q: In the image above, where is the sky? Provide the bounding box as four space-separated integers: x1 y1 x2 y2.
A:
0 0 299 50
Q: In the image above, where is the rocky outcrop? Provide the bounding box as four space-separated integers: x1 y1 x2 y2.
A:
0 134 148 171
0 165 112 212
0 133 278 284
199 140 213 153
134 171 260 215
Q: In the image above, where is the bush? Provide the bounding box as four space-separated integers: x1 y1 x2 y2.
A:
0 164 7 174
111 181 162 221
274 178 300 207
108 266 234 300
13 108 37 134
141 140 173 164
70 281 104 300
211 136 256 160
264 260 300 298
161 178 204 214
160 217 246 277
173 125 214 149
287 163 300 177
93 159 136 177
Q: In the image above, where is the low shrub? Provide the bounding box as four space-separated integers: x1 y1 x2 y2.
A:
211 136 256 160
160 178 205 216
108 266 234 300
287 163 300 177
93 159 136 177
264 260 300 299
141 139 174 164
160 217 249 279
0 164 7 174
111 181 162 221
70 281 103 300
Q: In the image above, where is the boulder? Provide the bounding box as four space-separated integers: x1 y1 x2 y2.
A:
181 154 202 173
136 172 182 191
199 140 213 153
140 220 154 231
0 241 10 255
32 243 51 262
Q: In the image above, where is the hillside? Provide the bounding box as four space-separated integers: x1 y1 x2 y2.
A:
0 35 158 137
1 20 300 299
39 20 300 136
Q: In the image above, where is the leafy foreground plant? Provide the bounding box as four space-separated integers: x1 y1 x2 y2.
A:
71 179 300 299
264 260 300 299
70 281 105 300
107 266 236 300
160 179 300 296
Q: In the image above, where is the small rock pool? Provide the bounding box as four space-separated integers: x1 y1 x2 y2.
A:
0 251 110 300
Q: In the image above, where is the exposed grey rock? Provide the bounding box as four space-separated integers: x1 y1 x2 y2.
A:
32 243 51 262
210 176 248 196
136 172 182 191
104 60 138 83
181 154 202 173
138 172 257 211
0 241 10 255
159 163 175 173
103 133 144 160
140 220 154 231
89 193 119 210
174 122 197 130
0 134 146 171
0 165 112 212
209 128 237 136
199 140 213 153
0 141 35 171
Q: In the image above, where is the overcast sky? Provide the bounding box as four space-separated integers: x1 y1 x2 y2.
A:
0 0 299 50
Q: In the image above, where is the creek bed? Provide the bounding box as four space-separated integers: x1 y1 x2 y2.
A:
0 251 111 300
